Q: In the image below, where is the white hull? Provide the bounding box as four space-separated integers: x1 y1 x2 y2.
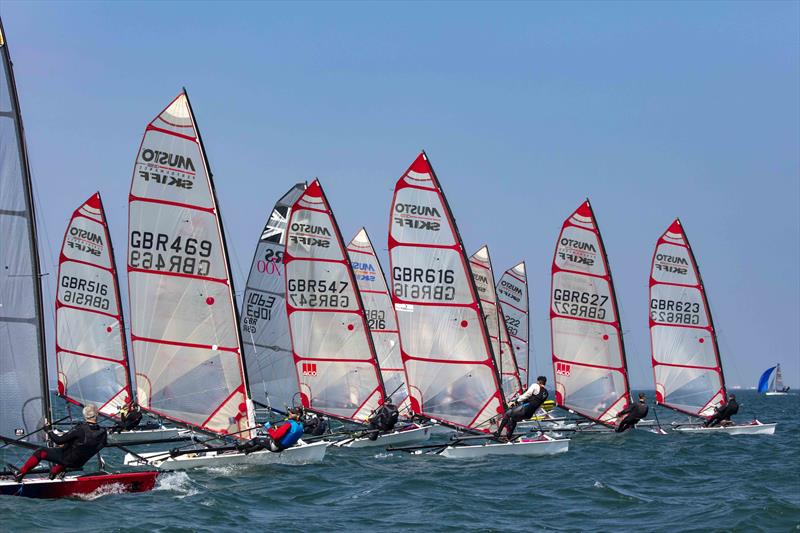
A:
765 392 789 396
673 421 776 435
335 425 432 448
438 435 569 458
122 440 329 469
108 427 189 444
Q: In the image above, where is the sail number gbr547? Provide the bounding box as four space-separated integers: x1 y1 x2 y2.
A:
288 279 350 308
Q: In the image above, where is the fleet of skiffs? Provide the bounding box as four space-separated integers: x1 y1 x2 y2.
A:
0 22 780 499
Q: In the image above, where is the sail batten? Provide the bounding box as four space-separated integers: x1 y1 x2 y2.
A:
241 183 306 412
388 152 505 432
56 193 132 417
0 21 50 443
285 180 385 423
649 219 726 417
550 201 630 426
127 91 253 438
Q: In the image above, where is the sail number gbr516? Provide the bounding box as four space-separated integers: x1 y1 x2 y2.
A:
129 231 213 276
288 279 350 308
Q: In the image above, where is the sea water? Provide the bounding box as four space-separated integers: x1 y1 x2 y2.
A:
1 390 798 531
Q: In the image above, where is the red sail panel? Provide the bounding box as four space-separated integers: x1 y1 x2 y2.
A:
56 193 131 416
346 228 410 410
388 152 505 432
497 261 530 387
550 200 631 426
284 180 385 422
127 92 252 438
649 219 726 417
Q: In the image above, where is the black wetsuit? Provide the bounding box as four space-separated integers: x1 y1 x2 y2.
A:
119 409 143 431
302 414 329 436
615 402 649 433
367 404 399 440
705 399 739 427
17 422 107 479
497 386 548 438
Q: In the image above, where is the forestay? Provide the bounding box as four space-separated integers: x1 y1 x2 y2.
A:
649 219 725 417
347 228 409 409
388 152 505 432
469 246 522 402
284 180 384 422
56 193 131 417
550 200 630 426
241 183 306 413
0 23 50 443
127 91 253 438
497 262 530 388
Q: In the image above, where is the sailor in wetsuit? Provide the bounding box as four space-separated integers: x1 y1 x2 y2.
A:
366 397 400 440
495 376 549 439
704 394 739 427
301 410 329 437
114 401 143 433
238 408 305 454
615 393 649 432
14 404 107 482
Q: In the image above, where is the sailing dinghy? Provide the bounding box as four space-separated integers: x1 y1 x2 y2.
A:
122 92 326 468
55 193 187 445
241 183 307 416
342 228 432 447
0 21 157 497
758 364 790 396
650 220 776 435
549 201 634 433
386 152 568 457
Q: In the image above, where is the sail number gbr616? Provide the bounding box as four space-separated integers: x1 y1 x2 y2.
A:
129 231 212 276
392 267 456 301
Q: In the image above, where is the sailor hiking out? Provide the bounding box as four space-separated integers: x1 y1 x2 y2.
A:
615 393 649 432
14 405 107 482
365 397 400 440
704 394 739 427
496 376 549 439
238 408 305 454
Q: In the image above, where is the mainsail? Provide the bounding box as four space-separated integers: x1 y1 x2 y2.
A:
649 219 725 417
469 246 522 402
127 91 253 438
56 193 131 416
0 21 50 442
550 200 630 426
346 228 409 408
389 152 505 432
241 183 306 413
497 262 530 387
284 180 385 422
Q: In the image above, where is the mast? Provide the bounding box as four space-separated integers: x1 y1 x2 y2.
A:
0 19 51 438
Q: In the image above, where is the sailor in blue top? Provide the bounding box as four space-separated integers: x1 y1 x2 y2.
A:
238 408 305 454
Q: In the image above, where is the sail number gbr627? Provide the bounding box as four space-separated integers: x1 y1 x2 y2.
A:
129 231 213 276
553 289 609 320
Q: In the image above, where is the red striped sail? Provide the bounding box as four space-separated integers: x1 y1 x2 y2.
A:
285 180 385 422
649 219 726 417
56 193 132 417
389 152 505 432
550 200 631 426
127 92 253 438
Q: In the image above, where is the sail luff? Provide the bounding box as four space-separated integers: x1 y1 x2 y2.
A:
55 193 132 417
0 20 51 441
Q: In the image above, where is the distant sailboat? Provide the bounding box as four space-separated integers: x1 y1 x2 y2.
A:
649 219 776 434
497 262 530 388
758 364 790 396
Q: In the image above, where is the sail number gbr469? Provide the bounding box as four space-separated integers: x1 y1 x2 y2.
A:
129 231 213 276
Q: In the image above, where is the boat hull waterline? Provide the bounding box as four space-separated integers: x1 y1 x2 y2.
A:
123 441 329 469
0 471 158 498
673 421 777 435
435 435 569 459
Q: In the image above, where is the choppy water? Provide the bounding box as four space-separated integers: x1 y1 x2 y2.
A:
2 390 798 532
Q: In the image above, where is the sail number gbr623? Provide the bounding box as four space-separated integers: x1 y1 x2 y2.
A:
129 231 213 276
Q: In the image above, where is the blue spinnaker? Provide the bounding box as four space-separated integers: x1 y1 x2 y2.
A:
757 366 776 393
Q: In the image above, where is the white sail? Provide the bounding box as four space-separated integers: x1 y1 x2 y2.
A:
285 180 385 422
469 246 522 402
241 183 306 413
127 92 253 438
649 219 725 417
346 228 409 408
389 152 505 432
56 193 131 417
497 261 529 388
0 22 49 442
550 200 631 426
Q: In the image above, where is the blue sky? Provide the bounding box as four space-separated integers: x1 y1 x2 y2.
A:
3 1 798 388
